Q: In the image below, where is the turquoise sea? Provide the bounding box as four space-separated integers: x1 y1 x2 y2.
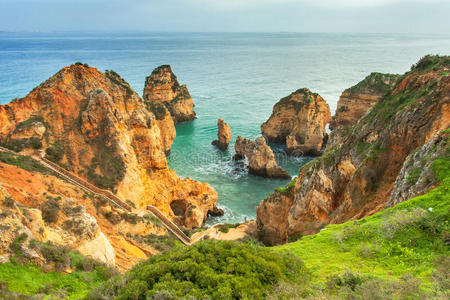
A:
1 32 450 223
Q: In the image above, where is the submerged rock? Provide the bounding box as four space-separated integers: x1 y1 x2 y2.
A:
212 118 232 150
234 136 290 179
143 65 196 124
261 88 331 156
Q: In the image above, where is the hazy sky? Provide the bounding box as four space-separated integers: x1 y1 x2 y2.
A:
1 0 449 33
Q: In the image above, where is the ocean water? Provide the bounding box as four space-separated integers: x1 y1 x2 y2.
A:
1 32 450 223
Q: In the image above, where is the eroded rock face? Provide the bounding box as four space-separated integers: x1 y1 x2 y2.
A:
0 183 115 266
0 64 218 229
234 136 290 179
257 56 450 245
212 118 232 150
389 130 448 206
143 65 196 124
327 73 399 150
330 73 399 131
261 88 331 156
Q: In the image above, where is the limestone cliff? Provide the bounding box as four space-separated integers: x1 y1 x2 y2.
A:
327 73 399 150
330 72 399 131
261 88 331 156
212 118 232 150
257 55 450 245
0 64 218 229
234 136 290 179
0 158 170 271
143 65 196 124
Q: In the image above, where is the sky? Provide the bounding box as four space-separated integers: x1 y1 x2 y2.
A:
0 0 449 33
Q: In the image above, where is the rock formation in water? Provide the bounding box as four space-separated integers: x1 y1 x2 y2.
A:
234 136 290 179
257 55 450 245
0 64 218 231
261 88 331 156
326 72 399 150
212 118 232 150
143 65 196 124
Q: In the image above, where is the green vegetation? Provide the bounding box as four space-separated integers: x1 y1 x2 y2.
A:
218 223 240 233
105 70 134 96
276 149 450 296
88 240 309 300
129 232 181 252
0 151 52 174
41 198 61 224
407 168 422 185
87 142 125 191
14 116 45 132
1 236 118 299
45 140 65 162
347 72 399 95
74 62 89 67
145 101 168 120
411 55 450 72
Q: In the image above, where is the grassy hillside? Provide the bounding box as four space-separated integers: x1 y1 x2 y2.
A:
275 133 449 298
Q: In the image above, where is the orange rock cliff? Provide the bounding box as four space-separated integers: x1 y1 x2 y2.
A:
0 64 219 230
257 56 450 245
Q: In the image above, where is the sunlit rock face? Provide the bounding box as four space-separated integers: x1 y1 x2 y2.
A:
257 57 450 245
261 88 331 156
143 65 196 124
234 136 290 179
0 64 218 230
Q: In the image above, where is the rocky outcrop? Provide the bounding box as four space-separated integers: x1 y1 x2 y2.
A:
212 118 232 150
388 130 449 206
326 73 399 150
0 64 218 229
257 55 450 245
330 73 399 131
143 65 196 124
0 183 115 266
234 136 290 179
261 88 331 156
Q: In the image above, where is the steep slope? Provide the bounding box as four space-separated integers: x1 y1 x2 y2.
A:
330 72 399 131
0 150 181 271
327 72 399 150
143 65 196 124
257 55 450 245
0 64 218 228
261 88 331 156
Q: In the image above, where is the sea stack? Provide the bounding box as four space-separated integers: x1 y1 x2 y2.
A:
234 136 290 179
143 65 196 124
261 88 331 156
212 118 232 150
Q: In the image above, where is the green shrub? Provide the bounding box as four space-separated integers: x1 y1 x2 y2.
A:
3 196 15 208
41 198 60 224
89 240 309 300
45 140 64 162
407 168 422 185
218 223 240 233
0 152 51 174
39 242 71 272
9 233 28 256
